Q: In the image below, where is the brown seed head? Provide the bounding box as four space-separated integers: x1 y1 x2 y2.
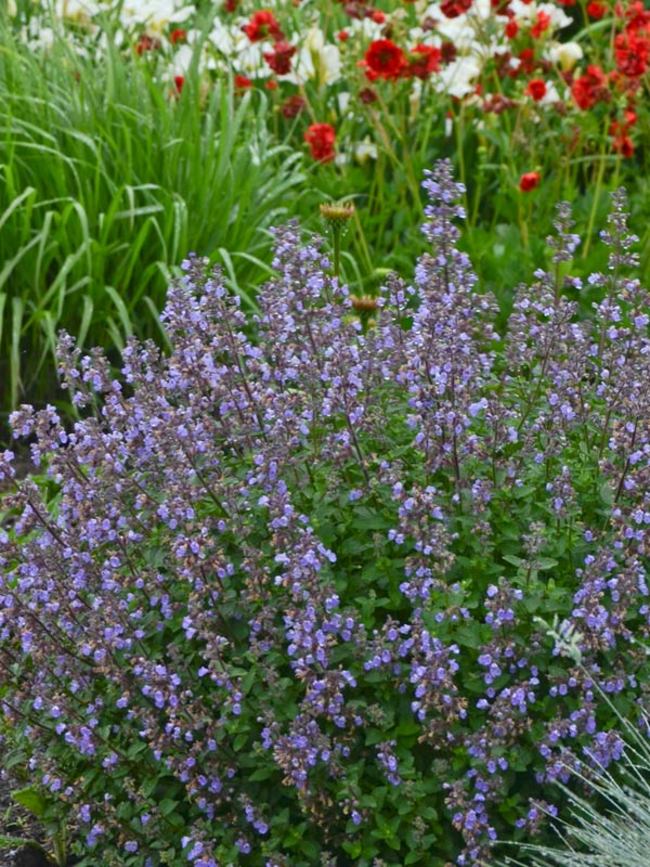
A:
319 201 356 225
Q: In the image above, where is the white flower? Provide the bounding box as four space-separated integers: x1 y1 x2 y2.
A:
119 1 194 26
354 138 378 165
286 27 341 86
538 2 572 29
510 0 571 29
207 20 267 78
547 40 583 71
435 55 481 98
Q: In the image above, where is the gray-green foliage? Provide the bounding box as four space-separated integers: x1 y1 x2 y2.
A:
502 704 650 867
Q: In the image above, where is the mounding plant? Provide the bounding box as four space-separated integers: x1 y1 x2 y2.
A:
1 162 650 865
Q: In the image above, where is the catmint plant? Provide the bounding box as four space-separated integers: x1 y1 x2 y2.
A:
1 162 650 866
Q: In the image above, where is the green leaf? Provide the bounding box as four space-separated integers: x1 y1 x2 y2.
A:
12 786 47 818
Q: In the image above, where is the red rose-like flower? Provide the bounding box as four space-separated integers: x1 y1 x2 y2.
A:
571 64 609 109
530 10 551 37
371 10 386 23
526 78 547 100
586 1 606 17
305 123 336 163
519 171 541 191
505 19 519 37
337 29 349 41
169 28 187 44
242 10 283 43
440 0 472 17
364 39 407 80
281 94 306 118
407 44 442 78
263 41 296 75
234 75 253 90
614 31 650 77
173 75 185 94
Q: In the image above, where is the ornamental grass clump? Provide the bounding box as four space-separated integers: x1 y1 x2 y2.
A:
1 162 650 866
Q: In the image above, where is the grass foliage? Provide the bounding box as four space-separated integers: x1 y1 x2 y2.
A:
0 18 304 418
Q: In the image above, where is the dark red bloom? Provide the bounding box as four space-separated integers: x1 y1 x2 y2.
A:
364 39 407 80
263 41 296 75
371 9 386 22
440 41 458 64
519 171 541 191
407 44 442 78
526 78 547 100
242 10 283 42
571 64 609 109
483 93 516 112
234 75 253 90
304 123 336 163
337 29 349 41
359 86 378 103
173 75 185 94
281 94 306 118
440 0 472 17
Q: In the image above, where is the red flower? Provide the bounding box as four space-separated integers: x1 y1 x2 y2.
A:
519 171 541 191
609 120 634 156
234 75 253 90
407 44 442 78
265 79 279 90
505 19 519 37
586 1 607 17
571 64 609 109
169 28 187 44
440 0 472 17
526 78 547 100
614 31 650 77
530 10 551 37
440 40 458 63
281 94 306 118
511 47 536 76
364 39 407 80
224 0 239 10
263 41 296 75
242 10 283 43
304 123 336 163
337 29 349 41
173 75 185 94
359 86 378 103
371 10 386 23
135 34 161 55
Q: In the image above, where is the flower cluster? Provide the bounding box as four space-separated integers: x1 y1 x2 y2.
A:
10 0 650 177
2 161 650 865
